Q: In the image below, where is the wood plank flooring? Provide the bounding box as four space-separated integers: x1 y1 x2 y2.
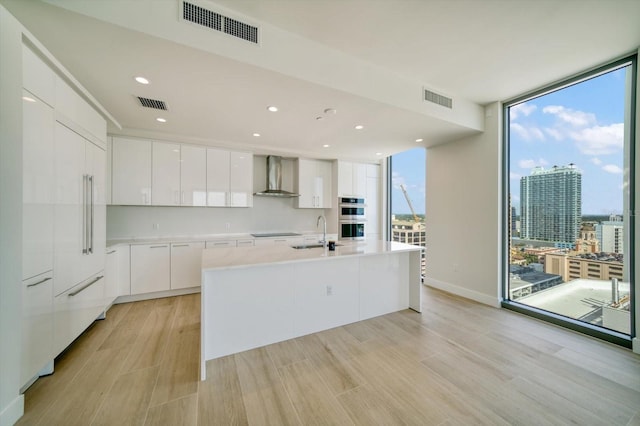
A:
17 286 640 425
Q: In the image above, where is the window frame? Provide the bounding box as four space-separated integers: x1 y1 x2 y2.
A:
501 54 638 347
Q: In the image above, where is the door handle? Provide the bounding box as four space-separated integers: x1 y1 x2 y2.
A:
89 175 94 254
27 277 52 288
69 275 103 297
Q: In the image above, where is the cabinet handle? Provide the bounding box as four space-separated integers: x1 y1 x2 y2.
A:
106 250 116 254
149 245 168 249
212 242 228 246
274 239 286 243
172 244 189 247
89 175 94 254
82 174 88 254
27 277 52 288
69 275 103 297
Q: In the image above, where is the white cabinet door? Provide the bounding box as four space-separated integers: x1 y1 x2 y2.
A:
85 142 106 280
337 161 353 197
105 248 118 305
181 145 207 206
296 159 332 209
53 273 106 356
253 237 304 246
206 240 236 249
229 151 253 207
22 46 55 107
21 271 54 386
112 137 152 205
170 242 205 289
130 244 170 295
366 176 380 240
236 239 255 247
353 163 367 197
206 148 230 207
118 246 131 296
152 141 181 206
53 123 86 296
22 89 54 280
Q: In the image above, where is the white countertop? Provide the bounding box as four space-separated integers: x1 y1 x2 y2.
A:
201 240 422 271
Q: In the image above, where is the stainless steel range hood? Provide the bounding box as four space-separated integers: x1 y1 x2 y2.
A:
254 155 301 197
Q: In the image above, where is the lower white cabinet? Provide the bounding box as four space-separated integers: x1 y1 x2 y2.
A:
170 242 205 289
236 239 254 247
206 240 235 249
21 271 54 387
254 237 304 246
104 247 119 305
130 244 170 295
53 273 106 356
118 245 131 296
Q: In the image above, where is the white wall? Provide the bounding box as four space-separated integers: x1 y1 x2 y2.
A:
0 5 25 425
424 102 502 307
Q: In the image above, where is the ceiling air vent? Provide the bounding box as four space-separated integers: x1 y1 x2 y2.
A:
137 97 168 111
424 88 453 109
182 1 259 44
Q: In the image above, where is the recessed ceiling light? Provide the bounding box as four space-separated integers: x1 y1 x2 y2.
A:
156 117 166 123
323 144 330 148
355 125 364 130
324 108 337 114
267 106 278 112
22 96 36 102
253 133 261 137
415 138 423 143
376 152 382 156
316 116 324 121
135 76 150 85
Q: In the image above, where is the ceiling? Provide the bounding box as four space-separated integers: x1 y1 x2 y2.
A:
3 0 639 161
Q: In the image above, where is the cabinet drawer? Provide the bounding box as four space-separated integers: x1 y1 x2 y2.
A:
53 273 105 356
21 271 54 386
236 239 254 247
206 240 235 249
130 244 170 295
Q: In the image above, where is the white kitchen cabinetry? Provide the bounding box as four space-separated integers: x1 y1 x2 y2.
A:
170 242 205 289
22 46 55 107
295 158 332 208
53 122 106 296
254 237 304 246
104 247 119 306
22 89 54 280
337 161 367 197
181 145 207 206
111 137 152 205
130 244 170 295
21 271 54 387
118 246 131 296
236 239 255 247
366 164 381 240
152 141 181 206
53 273 106 356
206 240 236 249
207 148 253 207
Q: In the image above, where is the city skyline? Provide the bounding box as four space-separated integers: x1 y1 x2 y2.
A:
509 65 628 215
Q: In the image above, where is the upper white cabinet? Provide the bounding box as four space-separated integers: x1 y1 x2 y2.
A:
295 158 332 209
22 47 55 107
207 148 253 207
112 137 152 205
181 145 207 206
152 141 181 206
22 90 54 280
337 161 367 197
170 242 205 289
55 76 106 144
366 164 381 240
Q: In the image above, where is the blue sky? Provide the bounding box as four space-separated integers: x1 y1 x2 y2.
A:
391 147 426 215
509 66 628 215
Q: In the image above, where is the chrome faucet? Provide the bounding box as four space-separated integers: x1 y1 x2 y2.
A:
317 215 327 247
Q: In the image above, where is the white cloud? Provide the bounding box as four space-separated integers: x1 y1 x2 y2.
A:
518 158 549 169
590 157 602 165
543 105 596 127
510 123 545 141
510 102 537 120
571 123 624 155
391 171 406 189
602 164 623 174
510 172 522 180
543 127 562 141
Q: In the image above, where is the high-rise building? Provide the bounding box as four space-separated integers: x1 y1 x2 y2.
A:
595 215 624 254
520 165 581 247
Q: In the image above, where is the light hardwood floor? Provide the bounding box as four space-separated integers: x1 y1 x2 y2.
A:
18 286 640 425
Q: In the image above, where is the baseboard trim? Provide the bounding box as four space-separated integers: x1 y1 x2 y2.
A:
0 394 24 426
424 277 501 308
114 287 200 304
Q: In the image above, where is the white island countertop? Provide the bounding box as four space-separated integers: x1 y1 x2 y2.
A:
201 240 423 271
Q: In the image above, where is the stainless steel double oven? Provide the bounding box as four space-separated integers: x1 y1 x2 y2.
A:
338 197 366 240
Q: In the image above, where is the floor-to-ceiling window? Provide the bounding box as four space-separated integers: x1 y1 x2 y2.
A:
504 56 636 344
389 147 426 276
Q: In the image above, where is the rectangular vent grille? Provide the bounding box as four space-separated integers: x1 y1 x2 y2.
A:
137 97 168 110
183 2 259 44
424 89 453 109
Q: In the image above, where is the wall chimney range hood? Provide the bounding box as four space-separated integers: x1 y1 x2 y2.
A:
254 155 301 197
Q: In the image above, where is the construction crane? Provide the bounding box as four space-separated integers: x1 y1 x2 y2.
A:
399 184 421 223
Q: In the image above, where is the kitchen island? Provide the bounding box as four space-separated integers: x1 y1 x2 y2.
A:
200 240 423 380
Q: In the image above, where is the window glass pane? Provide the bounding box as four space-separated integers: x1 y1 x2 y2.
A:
507 65 632 335
390 148 426 276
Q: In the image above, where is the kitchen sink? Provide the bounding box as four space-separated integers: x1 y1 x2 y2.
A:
290 243 342 249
